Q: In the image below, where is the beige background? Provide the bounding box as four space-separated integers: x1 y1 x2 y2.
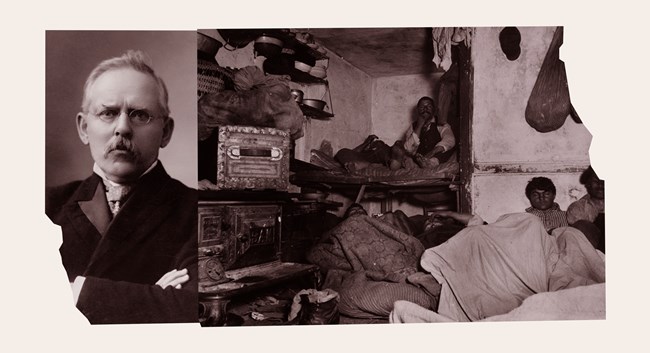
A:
1 0 648 352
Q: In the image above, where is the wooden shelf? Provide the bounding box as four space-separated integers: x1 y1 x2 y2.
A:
263 55 327 84
288 69 327 84
298 103 334 120
199 261 319 298
230 29 333 119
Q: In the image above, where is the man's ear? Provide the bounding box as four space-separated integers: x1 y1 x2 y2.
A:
160 117 175 148
76 113 89 145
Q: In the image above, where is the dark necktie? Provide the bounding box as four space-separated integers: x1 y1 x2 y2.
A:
102 180 133 216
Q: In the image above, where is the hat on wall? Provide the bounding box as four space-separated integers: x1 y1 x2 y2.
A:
499 27 521 61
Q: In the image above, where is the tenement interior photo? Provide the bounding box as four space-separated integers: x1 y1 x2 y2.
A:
44 27 605 328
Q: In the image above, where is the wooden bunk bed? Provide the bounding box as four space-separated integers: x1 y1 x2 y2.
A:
290 157 461 213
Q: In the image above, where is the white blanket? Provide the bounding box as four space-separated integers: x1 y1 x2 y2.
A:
392 213 605 322
482 282 605 321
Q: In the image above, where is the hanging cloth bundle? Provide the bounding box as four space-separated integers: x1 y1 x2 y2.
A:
197 65 305 140
525 27 580 133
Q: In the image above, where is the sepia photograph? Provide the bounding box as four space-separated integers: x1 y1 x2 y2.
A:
45 30 198 324
6 0 647 351
195 27 604 326
43 26 607 328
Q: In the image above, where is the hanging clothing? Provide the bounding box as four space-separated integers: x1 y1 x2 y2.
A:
431 27 473 72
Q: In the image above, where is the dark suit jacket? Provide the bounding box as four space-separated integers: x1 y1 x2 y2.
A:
46 163 198 324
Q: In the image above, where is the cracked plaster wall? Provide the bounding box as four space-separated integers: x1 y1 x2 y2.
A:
471 27 594 222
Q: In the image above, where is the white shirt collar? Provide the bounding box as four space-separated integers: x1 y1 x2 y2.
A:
93 160 159 186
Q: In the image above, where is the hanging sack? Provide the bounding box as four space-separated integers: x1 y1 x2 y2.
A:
198 66 305 140
525 27 580 133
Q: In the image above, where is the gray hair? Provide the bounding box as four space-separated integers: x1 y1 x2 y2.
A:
81 50 170 119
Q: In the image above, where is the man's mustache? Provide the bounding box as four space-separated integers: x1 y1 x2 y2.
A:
104 137 139 159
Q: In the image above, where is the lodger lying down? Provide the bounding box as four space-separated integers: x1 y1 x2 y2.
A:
391 212 605 323
306 205 443 322
307 206 605 323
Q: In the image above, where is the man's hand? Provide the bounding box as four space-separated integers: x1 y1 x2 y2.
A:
414 153 440 169
431 211 474 225
155 268 189 289
423 146 445 159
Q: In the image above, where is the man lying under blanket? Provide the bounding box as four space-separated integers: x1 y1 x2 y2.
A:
307 204 604 322
306 204 443 321
390 211 605 322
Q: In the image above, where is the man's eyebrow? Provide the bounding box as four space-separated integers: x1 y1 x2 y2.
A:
98 103 150 111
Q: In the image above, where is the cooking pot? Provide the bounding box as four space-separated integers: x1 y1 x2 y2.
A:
254 35 284 57
197 32 222 57
309 66 327 79
294 60 312 72
302 99 327 111
263 53 294 75
290 89 304 103
218 29 263 49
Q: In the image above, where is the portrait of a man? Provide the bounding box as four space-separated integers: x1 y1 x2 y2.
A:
45 31 198 324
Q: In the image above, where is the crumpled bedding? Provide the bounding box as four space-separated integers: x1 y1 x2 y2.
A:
354 160 459 180
309 149 459 181
198 66 305 140
482 282 605 321
392 281 605 323
416 213 605 322
307 213 441 319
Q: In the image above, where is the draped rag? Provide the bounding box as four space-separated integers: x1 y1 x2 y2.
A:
307 213 441 319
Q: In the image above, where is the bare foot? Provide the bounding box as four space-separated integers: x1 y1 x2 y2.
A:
413 154 426 168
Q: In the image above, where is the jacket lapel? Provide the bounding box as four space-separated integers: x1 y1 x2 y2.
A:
84 163 177 275
62 174 105 248
78 183 112 235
